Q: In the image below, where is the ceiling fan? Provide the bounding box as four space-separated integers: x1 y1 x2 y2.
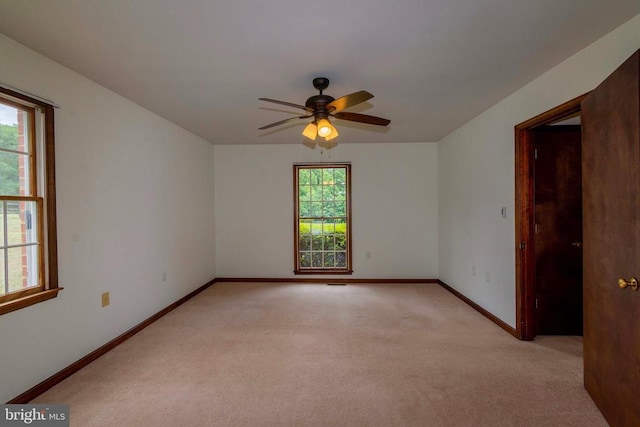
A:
259 77 390 148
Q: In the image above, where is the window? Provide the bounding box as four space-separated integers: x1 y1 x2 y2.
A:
294 164 352 274
0 86 59 315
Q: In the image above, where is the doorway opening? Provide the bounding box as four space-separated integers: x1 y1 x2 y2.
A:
514 93 589 341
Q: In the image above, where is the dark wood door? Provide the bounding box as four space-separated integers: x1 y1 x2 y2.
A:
582 50 640 426
533 125 583 335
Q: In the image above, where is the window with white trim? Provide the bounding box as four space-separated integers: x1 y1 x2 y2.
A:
294 164 352 274
0 87 59 315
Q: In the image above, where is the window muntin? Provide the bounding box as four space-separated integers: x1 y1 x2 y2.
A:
294 164 352 274
0 87 59 314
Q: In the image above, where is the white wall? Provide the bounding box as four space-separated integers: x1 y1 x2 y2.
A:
214 143 438 279
438 14 640 327
0 34 216 402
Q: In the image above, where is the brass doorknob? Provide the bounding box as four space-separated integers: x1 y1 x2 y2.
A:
571 241 582 248
618 277 639 291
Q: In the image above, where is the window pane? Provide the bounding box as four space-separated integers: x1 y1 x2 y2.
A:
299 235 311 251
7 201 38 246
335 234 346 250
26 244 38 288
335 201 347 217
323 235 335 250
322 185 335 200
0 151 18 195
7 245 39 292
336 252 347 268
299 201 311 217
298 168 310 185
0 250 5 296
0 120 19 151
298 185 311 202
322 202 335 217
0 104 29 153
334 168 346 184
311 221 322 235
6 245 20 291
322 168 334 184
6 201 21 245
312 235 323 251
310 169 322 185
323 252 335 267
324 222 335 234
300 252 311 267
335 183 346 201
299 220 311 235
312 252 322 268
310 185 323 201
311 202 323 217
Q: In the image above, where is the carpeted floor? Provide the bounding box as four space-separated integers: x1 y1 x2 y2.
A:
32 283 606 426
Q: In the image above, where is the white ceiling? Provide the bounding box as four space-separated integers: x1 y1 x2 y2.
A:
0 1 638 145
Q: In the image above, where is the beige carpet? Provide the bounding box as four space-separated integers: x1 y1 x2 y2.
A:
32 283 606 426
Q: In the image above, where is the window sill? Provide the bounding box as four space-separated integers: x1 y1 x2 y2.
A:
294 270 353 275
0 288 63 316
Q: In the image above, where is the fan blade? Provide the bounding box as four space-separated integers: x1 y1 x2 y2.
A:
334 112 390 126
258 115 312 130
327 91 373 112
259 98 313 112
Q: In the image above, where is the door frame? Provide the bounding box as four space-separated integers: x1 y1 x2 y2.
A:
514 93 589 341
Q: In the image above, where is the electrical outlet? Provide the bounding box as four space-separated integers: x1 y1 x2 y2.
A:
101 292 110 307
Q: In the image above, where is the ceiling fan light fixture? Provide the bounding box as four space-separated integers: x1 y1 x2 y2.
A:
324 126 339 141
302 122 318 141
316 118 333 138
259 77 390 148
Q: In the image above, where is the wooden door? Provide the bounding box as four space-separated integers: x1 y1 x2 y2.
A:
582 50 640 426
533 125 583 335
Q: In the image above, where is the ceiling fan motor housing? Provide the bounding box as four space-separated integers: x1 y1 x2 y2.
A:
307 77 335 119
305 94 336 119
